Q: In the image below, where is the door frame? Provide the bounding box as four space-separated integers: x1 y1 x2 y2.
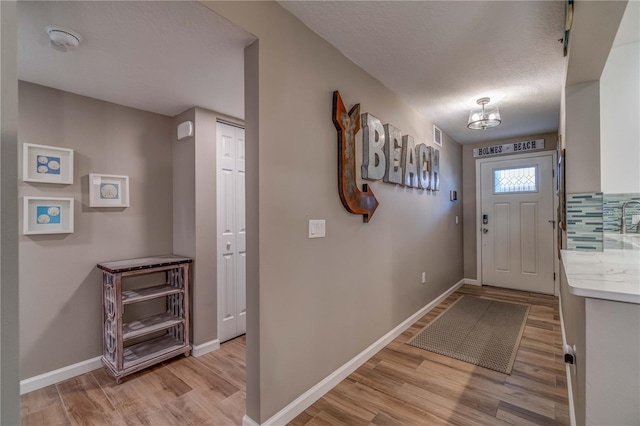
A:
475 150 559 295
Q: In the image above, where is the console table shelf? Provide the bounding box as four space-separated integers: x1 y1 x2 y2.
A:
97 255 192 383
122 335 185 370
122 284 182 304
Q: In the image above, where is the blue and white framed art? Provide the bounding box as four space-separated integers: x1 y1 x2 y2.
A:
89 173 130 208
23 196 74 235
23 143 74 184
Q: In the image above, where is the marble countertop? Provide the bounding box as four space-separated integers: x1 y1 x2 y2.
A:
604 234 640 250
562 237 640 304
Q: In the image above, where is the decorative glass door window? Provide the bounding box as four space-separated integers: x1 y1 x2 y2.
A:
494 166 537 193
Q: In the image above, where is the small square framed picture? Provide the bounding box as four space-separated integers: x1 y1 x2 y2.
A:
23 143 74 184
433 125 443 147
89 174 130 208
23 196 74 235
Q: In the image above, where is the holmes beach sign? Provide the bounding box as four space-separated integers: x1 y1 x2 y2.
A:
473 139 545 158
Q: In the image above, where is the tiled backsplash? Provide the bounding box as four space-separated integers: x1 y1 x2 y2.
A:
566 193 603 251
566 193 640 251
603 193 640 233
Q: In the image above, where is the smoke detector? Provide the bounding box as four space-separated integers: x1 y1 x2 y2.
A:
46 26 82 52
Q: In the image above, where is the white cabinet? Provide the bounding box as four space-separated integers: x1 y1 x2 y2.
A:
584 298 640 425
97 255 192 383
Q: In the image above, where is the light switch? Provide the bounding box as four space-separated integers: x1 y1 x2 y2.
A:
308 220 326 238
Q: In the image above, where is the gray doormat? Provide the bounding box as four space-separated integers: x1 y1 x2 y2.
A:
407 296 530 374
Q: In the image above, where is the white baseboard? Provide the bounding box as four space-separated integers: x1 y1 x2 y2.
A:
20 356 103 395
250 279 465 426
20 338 221 395
558 293 577 426
242 415 260 426
192 339 220 357
463 278 480 286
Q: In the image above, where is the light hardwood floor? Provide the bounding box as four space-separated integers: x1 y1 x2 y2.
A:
21 285 569 425
291 285 570 426
20 336 246 426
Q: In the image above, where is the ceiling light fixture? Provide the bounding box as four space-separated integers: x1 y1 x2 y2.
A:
46 25 82 52
467 97 501 130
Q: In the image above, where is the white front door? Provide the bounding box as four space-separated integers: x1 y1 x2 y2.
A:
479 154 554 294
217 122 246 343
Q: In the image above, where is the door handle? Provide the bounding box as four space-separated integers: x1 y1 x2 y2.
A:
482 228 489 234
226 242 232 250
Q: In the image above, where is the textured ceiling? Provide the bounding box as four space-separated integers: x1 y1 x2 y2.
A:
279 1 566 144
18 1 255 118
18 1 567 140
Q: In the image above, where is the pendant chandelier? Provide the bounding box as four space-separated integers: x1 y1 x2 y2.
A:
467 97 501 130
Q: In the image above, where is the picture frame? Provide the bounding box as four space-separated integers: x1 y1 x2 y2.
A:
433 125 443 147
89 173 130 208
23 196 74 235
23 143 74 184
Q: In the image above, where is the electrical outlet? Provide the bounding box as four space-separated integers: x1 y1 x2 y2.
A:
632 215 640 225
421 272 426 284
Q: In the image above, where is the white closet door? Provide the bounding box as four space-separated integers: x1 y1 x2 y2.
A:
217 122 246 343
235 127 246 336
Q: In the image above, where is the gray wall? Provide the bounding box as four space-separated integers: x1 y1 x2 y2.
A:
557 3 628 423
558 79 599 426
172 107 244 346
1 1 20 423
18 82 174 379
173 108 196 263
565 82 601 194
205 2 463 422
244 39 261 420
461 132 558 279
